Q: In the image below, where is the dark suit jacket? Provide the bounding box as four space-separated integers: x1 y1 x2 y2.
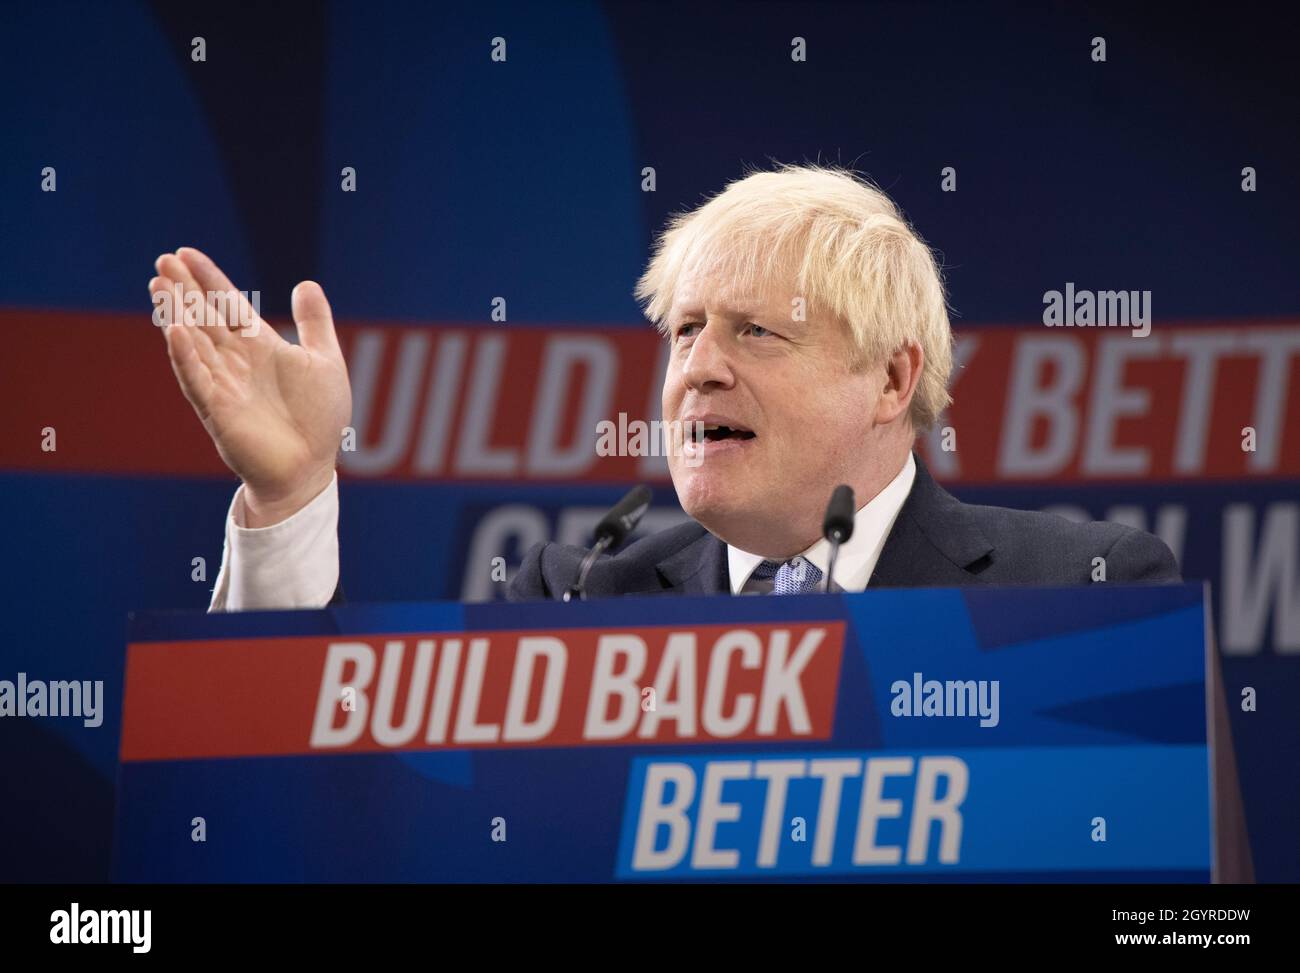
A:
508 451 1181 600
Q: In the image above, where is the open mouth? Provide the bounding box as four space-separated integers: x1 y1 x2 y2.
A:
692 423 756 443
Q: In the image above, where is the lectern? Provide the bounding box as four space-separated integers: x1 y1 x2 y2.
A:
115 583 1249 882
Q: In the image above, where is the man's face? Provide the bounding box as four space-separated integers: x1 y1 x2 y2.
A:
662 262 886 557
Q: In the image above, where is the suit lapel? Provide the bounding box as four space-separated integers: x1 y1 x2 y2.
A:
868 451 994 587
653 530 730 596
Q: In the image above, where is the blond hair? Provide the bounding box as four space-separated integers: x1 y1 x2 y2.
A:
634 163 953 431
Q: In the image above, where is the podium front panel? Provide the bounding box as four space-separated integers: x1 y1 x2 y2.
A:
115 584 1210 882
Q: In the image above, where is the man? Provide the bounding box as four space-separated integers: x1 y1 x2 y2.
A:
147 164 1179 609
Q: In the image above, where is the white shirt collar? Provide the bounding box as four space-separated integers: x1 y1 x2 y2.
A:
726 452 916 594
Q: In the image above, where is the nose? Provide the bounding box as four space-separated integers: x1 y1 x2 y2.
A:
680 322 736 394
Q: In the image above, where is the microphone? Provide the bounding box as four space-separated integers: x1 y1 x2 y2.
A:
562 484 652 601
822 485 855 593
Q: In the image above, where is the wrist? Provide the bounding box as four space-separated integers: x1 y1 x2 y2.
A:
242 466 335 528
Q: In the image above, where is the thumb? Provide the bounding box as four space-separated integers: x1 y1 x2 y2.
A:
291 281 341 357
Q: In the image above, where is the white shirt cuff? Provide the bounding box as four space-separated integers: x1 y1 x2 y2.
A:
208 473 340 612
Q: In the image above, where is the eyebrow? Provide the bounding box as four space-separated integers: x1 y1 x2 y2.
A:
672 298 771 320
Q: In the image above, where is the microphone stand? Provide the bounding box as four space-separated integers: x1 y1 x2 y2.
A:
561 484 652 601
822 485 856 593
563 536 613 602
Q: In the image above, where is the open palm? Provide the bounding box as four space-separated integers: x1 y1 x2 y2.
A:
150 248 352 524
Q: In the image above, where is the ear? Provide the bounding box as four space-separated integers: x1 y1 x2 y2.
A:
874 340 924 426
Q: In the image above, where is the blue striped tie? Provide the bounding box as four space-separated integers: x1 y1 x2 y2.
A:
751 556 823 594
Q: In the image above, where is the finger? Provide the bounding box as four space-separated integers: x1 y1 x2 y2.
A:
152 270 222 414
291 280 342 358
147 275 175 331
156 252 234 344
149 273 192 334
149 271 206 345
156 273 221 373
162 310 216 411
176 246 272 342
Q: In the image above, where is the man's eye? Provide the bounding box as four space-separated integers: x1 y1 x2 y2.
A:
746 323 774 338
676 323 701 340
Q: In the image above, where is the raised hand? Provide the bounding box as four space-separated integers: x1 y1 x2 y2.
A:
149 248 353 526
